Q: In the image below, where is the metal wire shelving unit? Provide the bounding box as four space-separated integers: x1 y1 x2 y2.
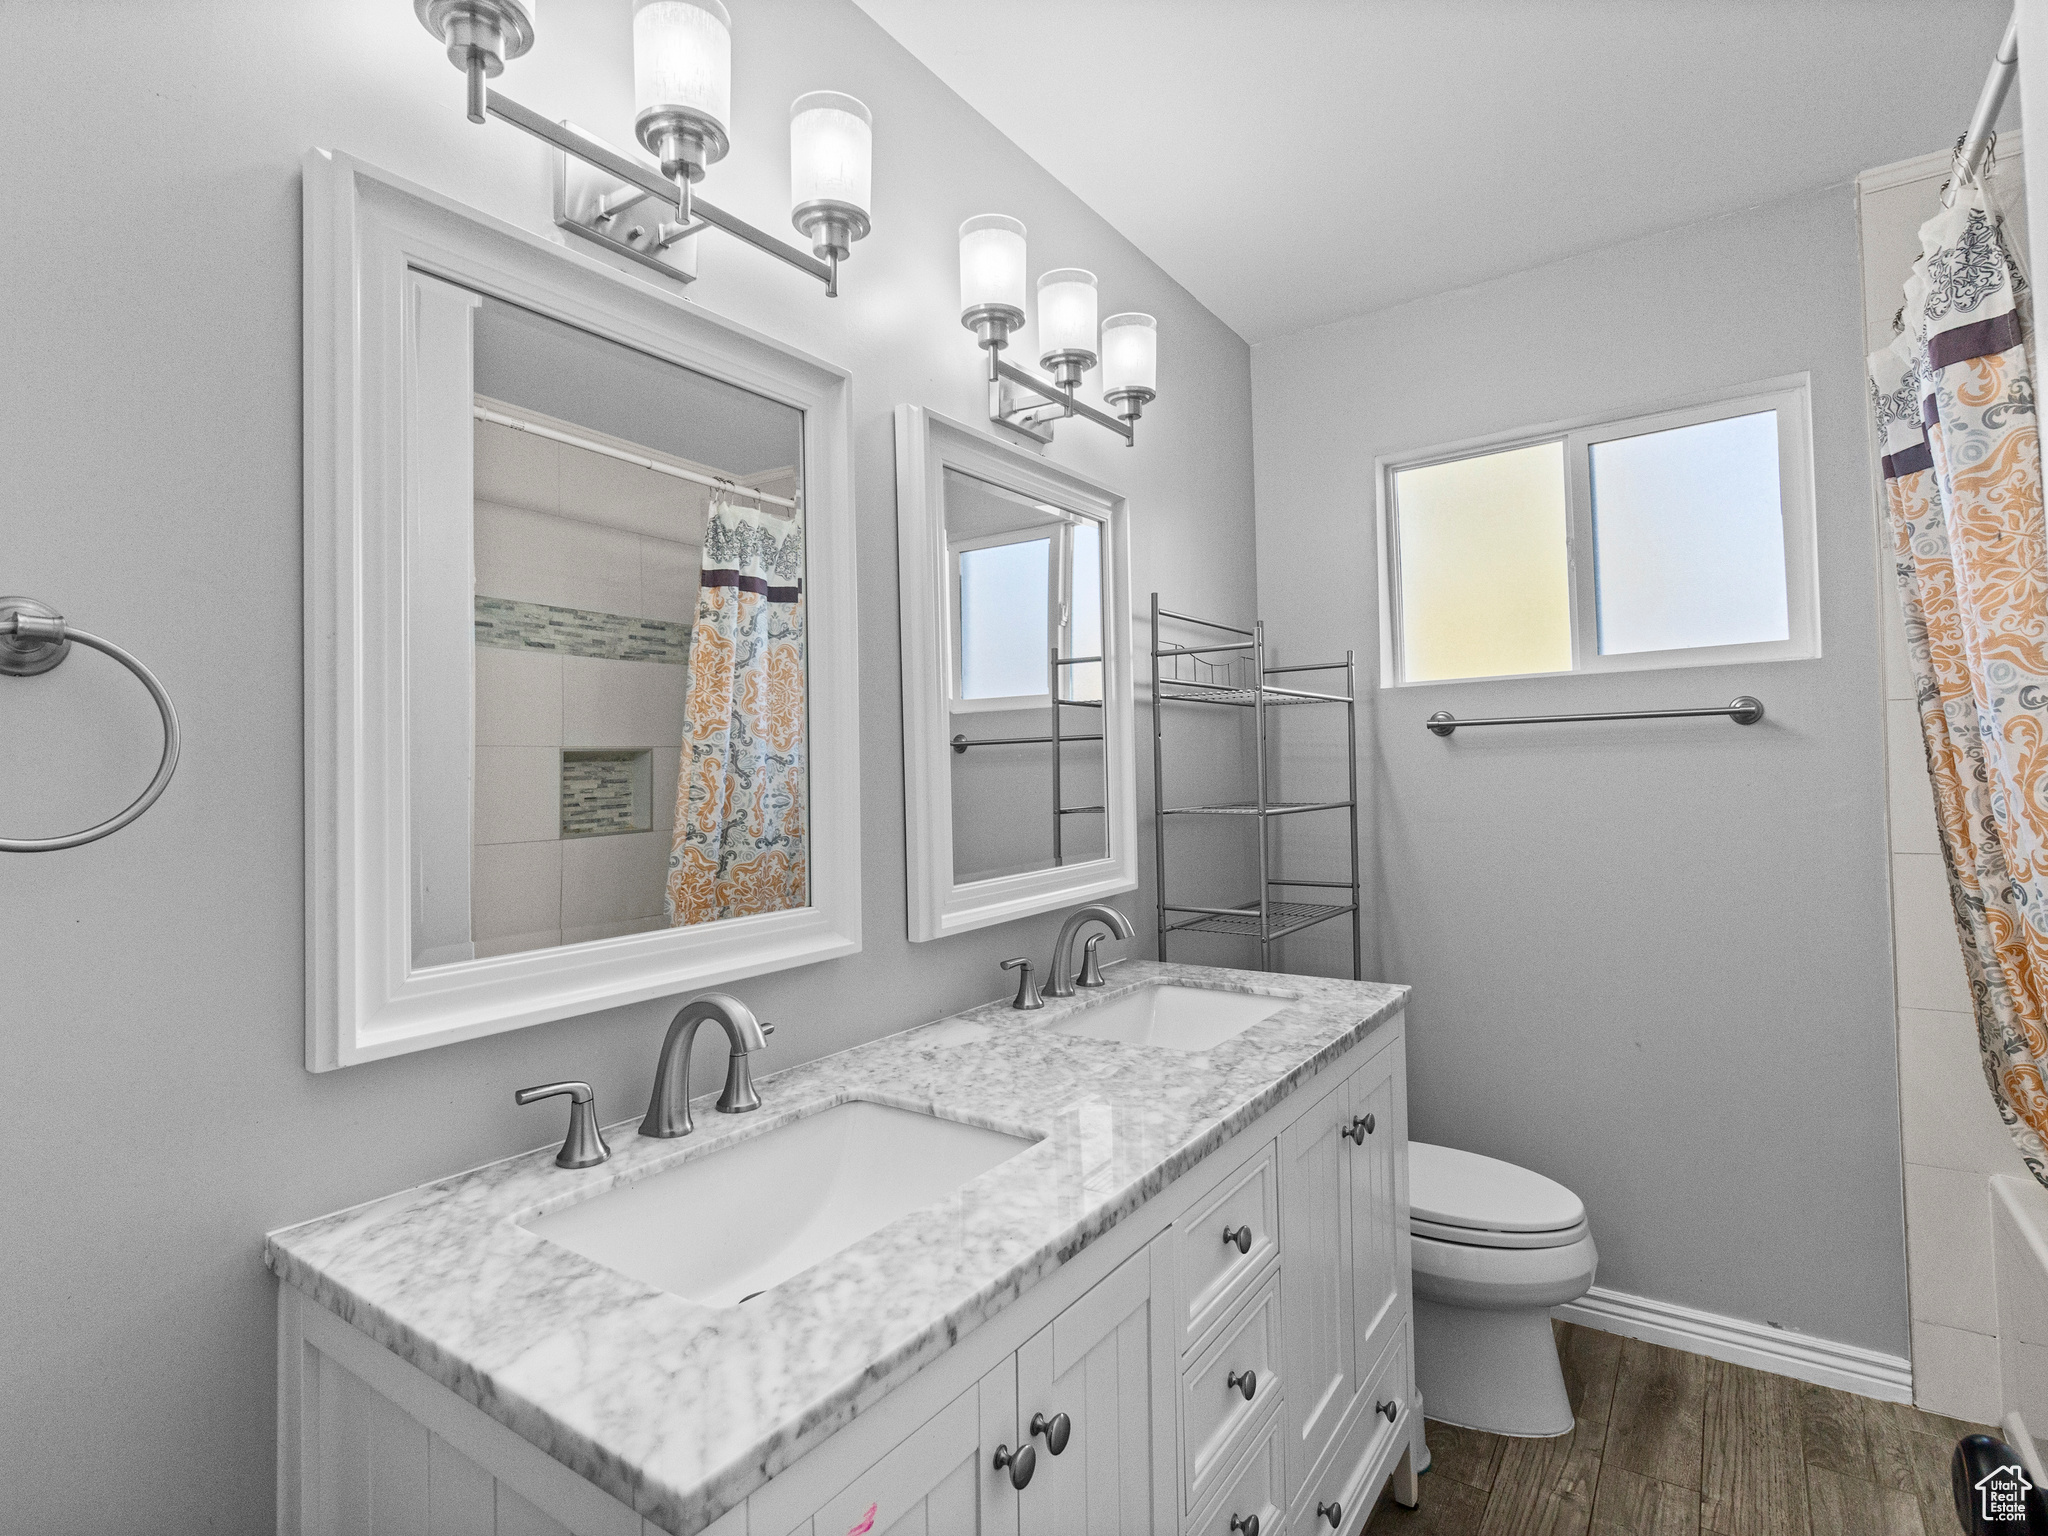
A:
1149 594 1361 977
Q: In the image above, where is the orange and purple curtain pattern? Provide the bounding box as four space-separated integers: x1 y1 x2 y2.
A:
1869 183 2048 1187
665 497 808 926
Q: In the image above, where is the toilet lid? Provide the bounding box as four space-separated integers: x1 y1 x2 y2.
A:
1409 1142 1585 1236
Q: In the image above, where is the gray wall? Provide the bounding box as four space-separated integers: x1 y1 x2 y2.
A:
0 2 1256 1528
1250 184 1909 1354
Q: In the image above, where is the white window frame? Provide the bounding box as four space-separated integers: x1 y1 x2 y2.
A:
1375 374 1820 688
947 523 1064 715
946 516 1101 715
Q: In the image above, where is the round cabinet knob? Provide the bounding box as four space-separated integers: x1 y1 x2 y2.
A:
1223 1223 1253 1254
1230 1516 1261 1536
1029 1410 1071 1456
992 1441 1036 1490
1377 1398 1398 1422
1317 1501 1343 1528
1364 1112 1376 1135
1227 1368 1257 1402
1341 1116 1367 1145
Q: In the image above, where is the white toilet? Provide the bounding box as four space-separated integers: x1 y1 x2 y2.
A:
1409 1142 1599 1438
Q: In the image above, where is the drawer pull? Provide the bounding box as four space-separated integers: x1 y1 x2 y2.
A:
1226 1368 1257 1402
1377 1398 1398 1422
1230 1516 1260 1536
1317 1501 1343 1528
1222 1223 1253 1254
992 1441 1036 1490
1341 1113 1375 1144
1029 1410 1071 1455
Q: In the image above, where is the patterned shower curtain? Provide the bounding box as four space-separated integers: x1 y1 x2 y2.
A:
1869 182 2048 1186
665 496 808 925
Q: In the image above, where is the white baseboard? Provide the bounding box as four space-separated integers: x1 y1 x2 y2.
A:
1554 1286 1914 1403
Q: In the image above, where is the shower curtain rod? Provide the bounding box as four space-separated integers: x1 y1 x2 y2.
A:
471 403 801 512
1958 10 2020 185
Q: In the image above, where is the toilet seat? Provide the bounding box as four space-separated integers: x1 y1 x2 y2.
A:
1409 1142 1586 1250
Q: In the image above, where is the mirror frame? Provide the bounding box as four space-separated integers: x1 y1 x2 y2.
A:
303 151 860 1070
893 406 1136 941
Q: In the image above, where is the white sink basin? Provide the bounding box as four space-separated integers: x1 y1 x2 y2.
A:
524 1101 1038 1307
1047 984 1293 1052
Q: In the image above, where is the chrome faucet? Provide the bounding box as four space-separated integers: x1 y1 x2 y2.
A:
1048 905 1135 997
640 992 773 1139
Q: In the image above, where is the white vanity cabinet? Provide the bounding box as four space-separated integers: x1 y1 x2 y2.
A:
277 1013 1415 1536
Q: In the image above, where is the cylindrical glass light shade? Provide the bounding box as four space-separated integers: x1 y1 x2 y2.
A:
1101 313 1158 399
790 92 872 257
959 215 1028 321
1036 268 1099 364
633 0 732 133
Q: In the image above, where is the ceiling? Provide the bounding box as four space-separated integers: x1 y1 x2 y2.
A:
853 0 2018 344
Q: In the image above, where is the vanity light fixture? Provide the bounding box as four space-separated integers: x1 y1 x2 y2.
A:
958 217 1157 445
413 0 872 295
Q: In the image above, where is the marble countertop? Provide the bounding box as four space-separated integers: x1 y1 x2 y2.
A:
266 960 1407 1535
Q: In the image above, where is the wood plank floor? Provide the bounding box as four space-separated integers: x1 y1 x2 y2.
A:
1365 1322 1991 1536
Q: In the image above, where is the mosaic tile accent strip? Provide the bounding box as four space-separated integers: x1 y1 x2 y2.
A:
561 751 652 838
475 596 690 664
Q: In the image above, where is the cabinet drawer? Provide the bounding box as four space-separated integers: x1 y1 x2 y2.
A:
1172 1139 1278 1354
1183 1275 1282 1512
1295 1332 1409 1534
1187 1411 1283 1536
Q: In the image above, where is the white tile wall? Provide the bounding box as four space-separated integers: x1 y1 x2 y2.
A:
475 649 562 747
1911 1319 2003 1423
561 656 687 750
476 500 644 616
1885 699 1941 856
474 746 560 846
472 840 561 947
1892 851 1974 1014
561 831 669 930
1904 1164 1999 1333
1900 1008 2030 1176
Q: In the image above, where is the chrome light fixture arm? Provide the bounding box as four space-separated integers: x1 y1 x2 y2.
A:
986 345 1137 446
481 90 841 295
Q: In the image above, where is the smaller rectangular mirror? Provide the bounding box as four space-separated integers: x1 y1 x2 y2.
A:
895 408 1136 941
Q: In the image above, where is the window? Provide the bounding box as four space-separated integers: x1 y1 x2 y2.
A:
946 468 1104 712
1380 380 1817 686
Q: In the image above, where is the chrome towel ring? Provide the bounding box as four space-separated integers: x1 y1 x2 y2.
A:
1 596 180 852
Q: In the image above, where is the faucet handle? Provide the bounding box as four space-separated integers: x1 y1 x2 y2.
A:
1001 957 1045 1011
515 1081 611 1169
1077 933 1109 988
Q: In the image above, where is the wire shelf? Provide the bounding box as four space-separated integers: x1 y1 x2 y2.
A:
1163 901 1356 941
1155 682 1345 708
1161 800 1352 818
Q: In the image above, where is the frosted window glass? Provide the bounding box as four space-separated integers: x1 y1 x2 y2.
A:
1590 411 1788 655
1395 442 1572 682
1067 520 1103 702
959 538 1049 698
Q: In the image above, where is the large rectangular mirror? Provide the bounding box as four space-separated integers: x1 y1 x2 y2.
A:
305 152 859 1068
895 408 1135 940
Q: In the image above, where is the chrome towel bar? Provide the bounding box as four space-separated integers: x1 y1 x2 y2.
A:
1 596 180 852
1426 695 1764 737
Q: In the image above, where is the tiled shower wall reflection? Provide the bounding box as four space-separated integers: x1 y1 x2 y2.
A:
471 499 694 957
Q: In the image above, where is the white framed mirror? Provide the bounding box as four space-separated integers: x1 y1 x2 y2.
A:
893 406 1136 941
303 151 859 1070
